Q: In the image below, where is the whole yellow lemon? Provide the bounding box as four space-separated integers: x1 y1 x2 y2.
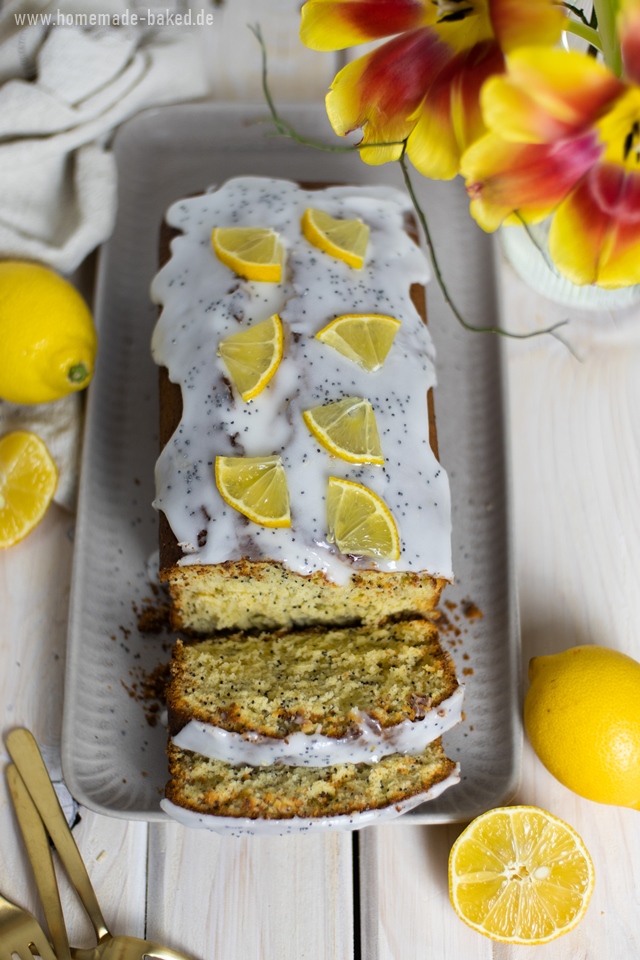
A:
524 645 640 808
0 261 97 405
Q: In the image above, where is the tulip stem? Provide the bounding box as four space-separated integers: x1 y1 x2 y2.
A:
251 22 570 343
592 0 623 74
397 154 568 340
561 2 592 27
563 18 603 52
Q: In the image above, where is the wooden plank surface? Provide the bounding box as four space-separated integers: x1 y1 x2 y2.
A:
363 259 640 958
146 824 354 960
0 504 148 943
202 0 338 101
2 6 640 958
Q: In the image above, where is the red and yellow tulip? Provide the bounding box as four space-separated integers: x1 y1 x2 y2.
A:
461 0 640 289
300 0 564 179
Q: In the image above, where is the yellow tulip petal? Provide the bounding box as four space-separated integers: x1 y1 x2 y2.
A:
597 86 640 168
549 165 640 288
300 0 427 51
490 0 564 53
483 49 624 143
518 48 624 124
325 28 453 163
408 42 502 179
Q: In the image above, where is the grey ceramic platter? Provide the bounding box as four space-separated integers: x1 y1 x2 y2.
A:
61 102 521 823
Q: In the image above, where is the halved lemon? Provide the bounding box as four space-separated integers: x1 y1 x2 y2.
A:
215 455 290 527
217 314 284 401
449 806 595 945
326 476 399 560
211 227 284 282
301 208 369 269
303 398 383 465
316 314 401 372
0 431 58 548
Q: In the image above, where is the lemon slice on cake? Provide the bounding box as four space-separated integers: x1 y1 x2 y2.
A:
211 227 284 282
326 476 399 560
301 208 369 269
215 455 290 527
303 398 384 465
449 806 595 945
217 314 283 401
316 314 401 372
0 431 58 548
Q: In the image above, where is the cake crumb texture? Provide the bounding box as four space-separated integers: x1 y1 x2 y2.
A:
162 559 446 633
167 619 458 739
166 740 456 819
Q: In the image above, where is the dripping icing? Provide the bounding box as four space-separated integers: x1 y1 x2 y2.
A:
151 177 452 585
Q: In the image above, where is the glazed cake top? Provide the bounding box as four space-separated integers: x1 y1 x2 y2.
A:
150 176 452 586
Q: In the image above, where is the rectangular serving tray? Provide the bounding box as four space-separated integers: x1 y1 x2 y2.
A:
61 102 521 823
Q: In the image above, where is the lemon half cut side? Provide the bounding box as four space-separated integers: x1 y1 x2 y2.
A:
211 227 284 283
449 806 595 945
0 431 58 548
217 314 284 401
315 314 401 372
215 455 290 528
303 398 384 464
326 476 400 560
301 208 369 269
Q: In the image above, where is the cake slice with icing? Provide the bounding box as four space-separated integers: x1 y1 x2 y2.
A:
167 619 463 768
151 176 452 634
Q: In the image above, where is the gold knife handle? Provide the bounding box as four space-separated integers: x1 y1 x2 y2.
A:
6 763 72 960
6 728 110 942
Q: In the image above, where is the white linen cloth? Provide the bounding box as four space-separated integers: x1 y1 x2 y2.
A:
0 0 210 272
0 0 211 511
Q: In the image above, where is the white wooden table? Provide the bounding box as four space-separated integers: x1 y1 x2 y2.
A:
2 3 640 957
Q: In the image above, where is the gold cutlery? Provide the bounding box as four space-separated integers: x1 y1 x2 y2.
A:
0 890 57 960
6 763 70 960
6 728 198 960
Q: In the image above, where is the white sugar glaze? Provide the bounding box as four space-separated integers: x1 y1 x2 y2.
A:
160 766 460 835
151 177 452 584
172 685 464 767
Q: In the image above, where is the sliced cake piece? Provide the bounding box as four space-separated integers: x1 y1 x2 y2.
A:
162 739 459 832
167 619 463 767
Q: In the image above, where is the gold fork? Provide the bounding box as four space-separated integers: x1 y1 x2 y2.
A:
6 729 198 960
0 890 57 960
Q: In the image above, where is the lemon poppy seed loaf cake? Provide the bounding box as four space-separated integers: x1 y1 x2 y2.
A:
151 177 452 634
166 619 462 767
162 740 458 831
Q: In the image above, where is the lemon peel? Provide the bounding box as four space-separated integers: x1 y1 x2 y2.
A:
315 313 401 372
326 476 399 560
303 398 384 464
0 261 97 405
217 314 284 401
215 455 290 528
524 644 640 808
211 227 284 282
301 208 369 269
